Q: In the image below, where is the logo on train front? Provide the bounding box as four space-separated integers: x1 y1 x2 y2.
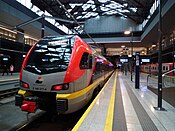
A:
35 76 43 84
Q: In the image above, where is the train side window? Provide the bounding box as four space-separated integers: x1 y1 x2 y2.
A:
80 52 92 69
166 66 168 71
163 66 165 71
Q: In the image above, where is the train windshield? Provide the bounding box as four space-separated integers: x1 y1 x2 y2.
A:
24 35 75 74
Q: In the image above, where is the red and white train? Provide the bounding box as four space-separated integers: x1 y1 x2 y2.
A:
15 35 114 114
141 62 175 75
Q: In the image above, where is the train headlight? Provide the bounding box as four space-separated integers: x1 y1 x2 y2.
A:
20 81 29 88
52 83 69 91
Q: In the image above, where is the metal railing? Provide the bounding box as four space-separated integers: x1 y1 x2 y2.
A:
162 69 175 88
147 69 175 88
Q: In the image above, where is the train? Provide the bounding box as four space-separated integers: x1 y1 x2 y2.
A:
15 35 114 114
141 62 175 75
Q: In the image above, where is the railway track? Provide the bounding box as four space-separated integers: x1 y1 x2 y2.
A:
0 87 19 99
0 79 19 99
10 108 86 131
8 91 97 131
10 111 46 131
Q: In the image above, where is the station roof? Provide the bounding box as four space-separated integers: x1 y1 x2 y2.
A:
31 0 154 29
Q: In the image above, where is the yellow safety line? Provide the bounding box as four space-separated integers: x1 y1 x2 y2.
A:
104 72 117 131
56 71 113 100
72 71 116 131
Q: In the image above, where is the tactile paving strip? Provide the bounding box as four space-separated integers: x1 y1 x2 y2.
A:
124 77 159 131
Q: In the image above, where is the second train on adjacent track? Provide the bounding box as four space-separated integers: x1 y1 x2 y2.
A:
141 62 175 75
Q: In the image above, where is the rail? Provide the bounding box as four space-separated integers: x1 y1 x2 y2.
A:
0 88 19 99
147 69 175 88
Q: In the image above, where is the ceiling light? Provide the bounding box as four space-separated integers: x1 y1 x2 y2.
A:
121 45 125 48
105 10 118 15
82 4 91 11
87 0 94 4
69 4 82 8
152 44 156 47
123 3 128 7
67 9 72 12
130 7 137 12
124 31 131 35
98 0 108 3
76 16 82 19
120 9 130 13
100 6 109 11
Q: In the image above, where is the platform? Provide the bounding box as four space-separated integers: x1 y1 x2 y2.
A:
72 70 175 131
0 73 19 82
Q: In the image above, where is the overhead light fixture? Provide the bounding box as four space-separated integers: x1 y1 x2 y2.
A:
124 30 131 35
152 44 156 47
121 45 125 48
141 51 145 54
98 0 108 3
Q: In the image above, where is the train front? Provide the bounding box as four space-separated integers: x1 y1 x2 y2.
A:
15 35 76 114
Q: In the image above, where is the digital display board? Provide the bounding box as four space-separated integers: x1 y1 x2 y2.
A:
120 58 128 63
3 58 8 61
141 58 150 62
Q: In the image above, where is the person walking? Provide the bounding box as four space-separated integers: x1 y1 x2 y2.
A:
10 64 14 75
2 65 9 76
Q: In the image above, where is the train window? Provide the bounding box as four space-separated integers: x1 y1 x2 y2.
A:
163 66 165 71
79 52 92 69
24 35 75 74
166 66 169 71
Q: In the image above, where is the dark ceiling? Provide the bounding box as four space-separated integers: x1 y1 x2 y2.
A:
31 0 155 30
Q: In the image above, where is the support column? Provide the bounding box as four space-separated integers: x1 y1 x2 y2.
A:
154 0 166 111
41 14 45 38
135 52 140 89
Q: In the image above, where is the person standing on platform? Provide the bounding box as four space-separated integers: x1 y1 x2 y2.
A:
9 64 14 75
2 65 9 76
124 63 127 76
